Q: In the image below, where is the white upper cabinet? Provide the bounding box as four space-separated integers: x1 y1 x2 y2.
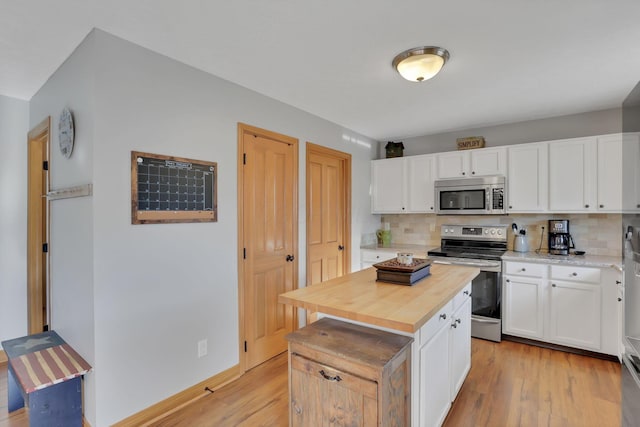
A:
596 134 623 212
470 147 507 177
436 151 469 178
548 137 597 212
436 147 507 179
371 158 406 213
622 132 640 212
371 154 436 214
406 154 436 213
507 142 548 212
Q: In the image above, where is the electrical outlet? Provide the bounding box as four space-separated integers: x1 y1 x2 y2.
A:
197 339 208 358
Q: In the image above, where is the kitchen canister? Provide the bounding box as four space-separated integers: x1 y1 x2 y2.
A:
514 235 529 252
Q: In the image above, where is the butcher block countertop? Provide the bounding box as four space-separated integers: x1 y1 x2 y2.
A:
279 263 480 333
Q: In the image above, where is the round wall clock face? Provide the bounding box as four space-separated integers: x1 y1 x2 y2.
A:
58 107 75 158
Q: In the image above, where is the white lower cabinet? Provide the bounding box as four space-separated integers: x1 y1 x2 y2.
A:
503 260 620 357
360 249 398 270
418 305 451 427
449 297 471 400
503 275 545 340
549 279 601 350
416 284 471 427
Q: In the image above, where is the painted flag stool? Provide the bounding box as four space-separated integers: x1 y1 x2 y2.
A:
1 331 92 426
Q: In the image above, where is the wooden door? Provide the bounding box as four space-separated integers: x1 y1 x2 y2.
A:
306 143 351 286
239 123 298 370
27 118 50 334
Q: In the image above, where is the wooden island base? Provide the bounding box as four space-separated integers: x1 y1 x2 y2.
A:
286 318 413 426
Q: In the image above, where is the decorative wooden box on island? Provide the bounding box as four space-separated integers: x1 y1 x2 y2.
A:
279 263 480 426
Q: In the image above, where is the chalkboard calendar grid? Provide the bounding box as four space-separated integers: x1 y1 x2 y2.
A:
131 151 217 224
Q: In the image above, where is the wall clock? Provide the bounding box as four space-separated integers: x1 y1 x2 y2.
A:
58 107 75 158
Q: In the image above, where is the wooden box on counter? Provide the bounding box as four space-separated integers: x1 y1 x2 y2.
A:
285 317 413 426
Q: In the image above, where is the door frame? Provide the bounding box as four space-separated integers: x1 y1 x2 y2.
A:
305 142 352 284
237 122 299 372
27 117 51 334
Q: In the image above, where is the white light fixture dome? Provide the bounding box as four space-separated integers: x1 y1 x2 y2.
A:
392 46 450 82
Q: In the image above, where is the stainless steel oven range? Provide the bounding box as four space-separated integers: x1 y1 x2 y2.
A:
427 224 507 342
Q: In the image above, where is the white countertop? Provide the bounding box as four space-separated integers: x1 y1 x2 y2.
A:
502 250 622 271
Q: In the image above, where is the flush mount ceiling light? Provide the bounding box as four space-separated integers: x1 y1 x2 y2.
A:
392 46 450 82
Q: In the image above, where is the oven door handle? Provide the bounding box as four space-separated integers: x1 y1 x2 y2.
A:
471 317 501 324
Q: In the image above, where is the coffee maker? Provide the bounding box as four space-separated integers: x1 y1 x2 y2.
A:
548 219 574 255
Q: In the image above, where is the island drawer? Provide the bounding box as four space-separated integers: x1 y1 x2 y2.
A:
504 261 546 278
361 249 397 263
419 301 453 346
452 283 472 310
550 265 601 283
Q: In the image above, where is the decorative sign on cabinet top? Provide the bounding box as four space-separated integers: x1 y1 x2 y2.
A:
456 136 485 150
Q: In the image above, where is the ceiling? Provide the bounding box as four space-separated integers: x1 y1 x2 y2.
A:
2 0 640 140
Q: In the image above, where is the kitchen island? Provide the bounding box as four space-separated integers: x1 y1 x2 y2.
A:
279 263 480 426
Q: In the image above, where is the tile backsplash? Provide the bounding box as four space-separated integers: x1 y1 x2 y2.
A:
380 213 623 257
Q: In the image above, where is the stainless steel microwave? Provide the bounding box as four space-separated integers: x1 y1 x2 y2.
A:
435 175 506 215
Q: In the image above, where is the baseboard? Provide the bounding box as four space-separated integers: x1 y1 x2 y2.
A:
113 363 241 426
0 349 7 365
502 334 620 362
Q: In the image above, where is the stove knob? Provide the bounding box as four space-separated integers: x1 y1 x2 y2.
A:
484 229 489 234
497 229 503 236
490 229 496 235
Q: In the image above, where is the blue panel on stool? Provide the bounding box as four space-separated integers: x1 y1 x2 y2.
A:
7 364 25 412
29 376 82 427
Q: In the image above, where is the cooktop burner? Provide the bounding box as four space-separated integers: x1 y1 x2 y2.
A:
427 248 506 261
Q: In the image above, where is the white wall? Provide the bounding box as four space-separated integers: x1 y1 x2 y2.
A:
29 32 97 423
0 95 29 345
391 108 621 157
29 29 378 426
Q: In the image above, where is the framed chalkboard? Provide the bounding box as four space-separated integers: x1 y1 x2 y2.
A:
131 151 217 224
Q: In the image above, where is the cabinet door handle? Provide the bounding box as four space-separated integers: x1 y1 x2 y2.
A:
616 280 622 284
319 370 342 382
520 268 526 272
618 297 623 302
286 254 295 262
462 172 466 176
506 279 511 283
571 272 577 276
471 171 476 175
509 205 513 209
552 283 557 287
439 313 447 320
338 245 344 251
600 204 604 208
585 204 590 208
463 290 470 296
455 318 461 324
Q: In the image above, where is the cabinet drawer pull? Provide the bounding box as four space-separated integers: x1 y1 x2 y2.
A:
463 290 470 296
439 313 447 320
319 370 342 382
618 297 623 302
552 283 557 287
600 204 604 208
520 268 526 272
585 204 590 208
506 279 510 283
571 272 577 276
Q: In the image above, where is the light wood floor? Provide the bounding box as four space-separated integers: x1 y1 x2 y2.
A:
0 339 621 427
